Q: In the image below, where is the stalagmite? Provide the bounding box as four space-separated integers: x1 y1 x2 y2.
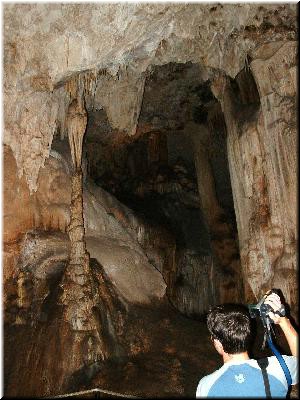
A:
60 95 99 335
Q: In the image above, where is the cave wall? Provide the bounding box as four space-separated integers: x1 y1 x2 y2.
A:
211 41 297 315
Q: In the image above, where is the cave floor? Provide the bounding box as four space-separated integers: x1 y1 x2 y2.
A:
4 301 298 398
86 310 298 399
88 309 221 398
4 305 221 398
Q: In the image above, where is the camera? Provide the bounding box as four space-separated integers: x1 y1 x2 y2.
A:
248 289 285 322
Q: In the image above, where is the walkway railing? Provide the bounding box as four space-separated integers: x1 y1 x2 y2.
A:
45 388 139 398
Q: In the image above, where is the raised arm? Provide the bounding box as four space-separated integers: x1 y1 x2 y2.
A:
264 292 298 356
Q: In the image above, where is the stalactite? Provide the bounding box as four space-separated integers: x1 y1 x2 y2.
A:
66 75 79 101
66 98 87 170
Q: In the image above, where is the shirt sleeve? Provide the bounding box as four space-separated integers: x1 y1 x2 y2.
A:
196 374 214 398
196 377 204 398
282 355 298 385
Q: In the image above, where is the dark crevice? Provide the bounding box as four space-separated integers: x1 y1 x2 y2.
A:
230 67 261 127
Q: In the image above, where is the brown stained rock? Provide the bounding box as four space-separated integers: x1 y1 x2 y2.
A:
4 255 219 398
3 145 71 308
3 145 37 243
3 145 71 244
30 73 53 92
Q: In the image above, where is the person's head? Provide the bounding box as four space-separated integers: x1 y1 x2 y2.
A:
207 304 252 355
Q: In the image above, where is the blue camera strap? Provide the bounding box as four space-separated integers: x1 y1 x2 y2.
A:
266 335 292 387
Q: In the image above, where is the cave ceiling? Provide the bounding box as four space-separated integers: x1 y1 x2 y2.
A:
3 3 297 191
85 62 213 145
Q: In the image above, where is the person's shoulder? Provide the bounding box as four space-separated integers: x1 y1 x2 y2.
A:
201 363 229 381
196 370 218 398
196 364 229 396
248 355 297 370
268 355 298 365
266 355 298 385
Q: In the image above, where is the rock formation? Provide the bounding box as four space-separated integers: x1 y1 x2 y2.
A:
211 42 297 310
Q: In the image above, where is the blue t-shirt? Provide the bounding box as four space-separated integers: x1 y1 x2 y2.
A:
196 356 298 398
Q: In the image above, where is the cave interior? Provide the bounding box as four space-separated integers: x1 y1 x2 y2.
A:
3 3 297 398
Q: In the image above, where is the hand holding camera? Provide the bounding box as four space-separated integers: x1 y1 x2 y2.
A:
248 288 286 326
263 290 286 325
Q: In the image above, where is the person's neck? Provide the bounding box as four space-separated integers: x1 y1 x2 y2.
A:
223 351 250 364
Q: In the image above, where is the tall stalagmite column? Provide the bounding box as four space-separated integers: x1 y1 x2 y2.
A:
61 97 96 331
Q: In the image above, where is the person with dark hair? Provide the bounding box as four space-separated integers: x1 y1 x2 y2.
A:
196 291 298 397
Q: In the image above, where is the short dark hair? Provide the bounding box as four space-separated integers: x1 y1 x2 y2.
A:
207 304 252 354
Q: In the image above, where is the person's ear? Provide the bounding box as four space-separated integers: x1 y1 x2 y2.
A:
213 338 224 355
